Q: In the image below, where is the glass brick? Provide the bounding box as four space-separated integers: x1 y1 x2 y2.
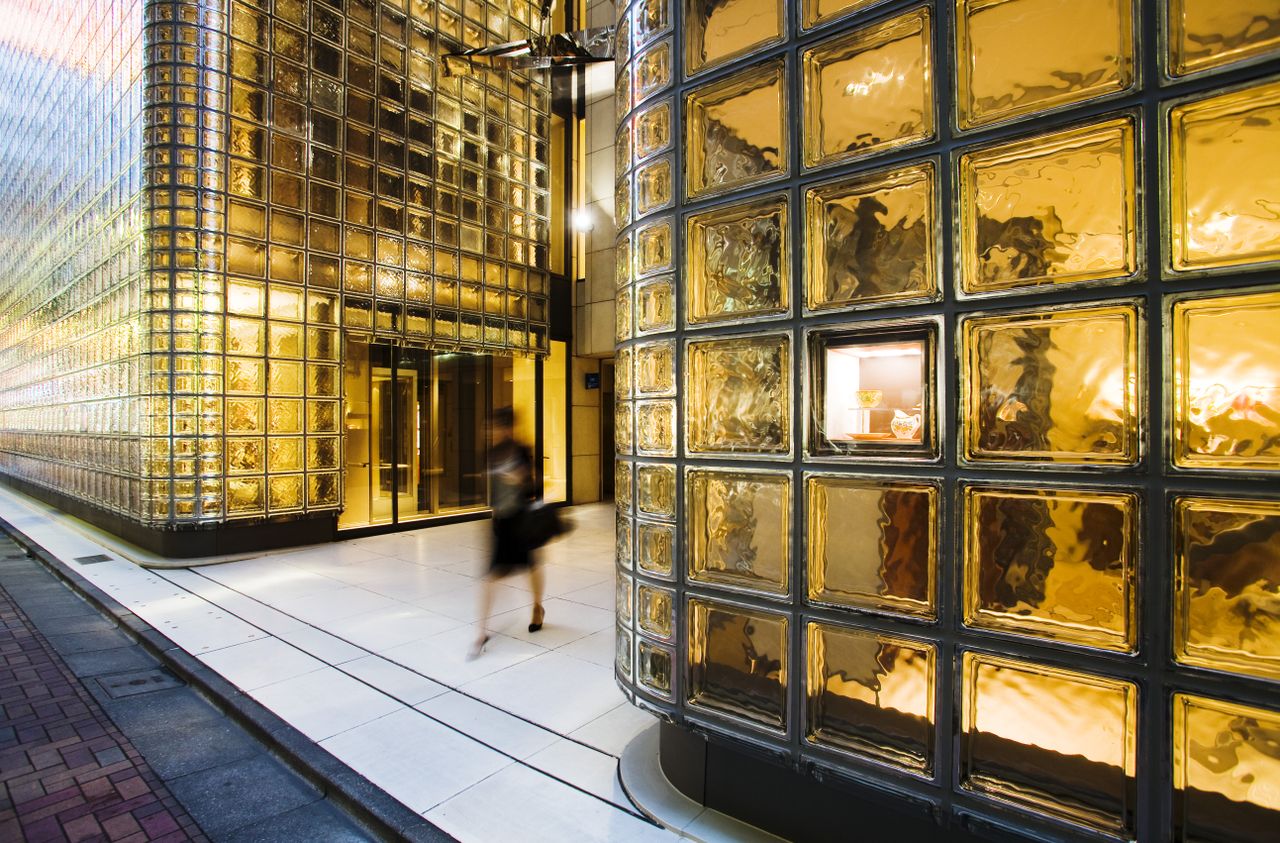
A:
685 0 785 76
1168 0 1280 77
637 520 675 578
685 193 789 326
636 463 676 519
802 8 933 168
686 333 791 455
687 468 790 597
688 598 789 732
685 59 787 200
806 622 935 775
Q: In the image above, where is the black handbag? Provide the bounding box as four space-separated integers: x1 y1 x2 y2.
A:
522 500 567 549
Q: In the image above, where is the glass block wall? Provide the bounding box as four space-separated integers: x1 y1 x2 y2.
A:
612 1 1280 840
0 1 149 522
0 0 551 529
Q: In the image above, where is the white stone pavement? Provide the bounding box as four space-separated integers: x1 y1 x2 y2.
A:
0 486 743 842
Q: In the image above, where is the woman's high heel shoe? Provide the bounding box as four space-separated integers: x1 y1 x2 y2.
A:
528 604 545 633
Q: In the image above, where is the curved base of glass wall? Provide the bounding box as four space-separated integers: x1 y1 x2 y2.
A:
0 475 336 561
627 721 995 843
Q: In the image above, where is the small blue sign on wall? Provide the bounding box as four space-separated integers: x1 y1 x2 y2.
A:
585 372 600 390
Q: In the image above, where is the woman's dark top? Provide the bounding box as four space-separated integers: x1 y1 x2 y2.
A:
489 437 534 575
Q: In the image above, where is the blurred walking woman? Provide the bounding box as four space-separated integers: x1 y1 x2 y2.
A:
471 407 545 658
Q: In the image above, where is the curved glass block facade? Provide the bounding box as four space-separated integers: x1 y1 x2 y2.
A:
612 0 1280 839
0 0 551 530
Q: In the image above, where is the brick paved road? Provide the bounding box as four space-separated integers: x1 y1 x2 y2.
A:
0 555 205 843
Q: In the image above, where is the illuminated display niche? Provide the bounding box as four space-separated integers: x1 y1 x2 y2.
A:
0 0 551 529
612 0 1280 840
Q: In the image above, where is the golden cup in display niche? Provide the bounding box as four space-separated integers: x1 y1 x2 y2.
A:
854 389 883 408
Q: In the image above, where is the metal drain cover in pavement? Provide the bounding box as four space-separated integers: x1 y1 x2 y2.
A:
96 669 184 699
74 554 112 565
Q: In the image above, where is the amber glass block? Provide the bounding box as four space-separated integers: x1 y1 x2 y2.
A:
616 287 633 343
636 400 676 456
1173 694 1280 843
1168 0 1280 77
687 469 790 596
802 8 933 169
617 514 634 569
616 460 634 513
1168 80 1280 273
685 60 787 200
963 485 1138 652
1174 496 1280 681
805 161 937 311
637 583 675 640
956 0 1134 130
962 303 1142 465
685 194 789 325
634 40 673 105
685 0 785 77
636 463 676 519
616 176 633 228
1171 291 1280 470
638 520 675 578
635 156 673 215
617 344 635 400
961 653 1137 835
638 639 674 698
806 622 935 774
688 598 788 732
957 117 1139 294
634 100 672 161
635 275 675 335
635 340 676 396
616 399 634 454
686 333 791 455
807 475 937 619
635 218 673 278
618 571 634 624
617 625 634 680
804 0 883 30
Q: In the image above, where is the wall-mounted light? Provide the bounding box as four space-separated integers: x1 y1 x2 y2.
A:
572 208 594 232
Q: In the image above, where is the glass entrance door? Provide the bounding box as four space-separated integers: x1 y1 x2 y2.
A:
339 339 532 530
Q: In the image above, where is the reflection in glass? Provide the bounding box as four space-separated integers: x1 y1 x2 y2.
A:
634 100 672 161
635 275 675 335
635 156 673 215
1173 694 1280 843
964 485 1138 652
638 583 675 640
638 639 674 697
634 40 672 103
962 304 1142 465
636 400 676 456
685 60 787 199
617 460 634 513
635 218 673 277
806 622 935 775
1171 292 1280 470
618 572 634 624
1174 497 1280 681
617 513 634 568
958 117 1138 294
687 333 791 455
685 0 785 76
617 625 634 680
807 475 936 618
955 0 1134 129
687 469 790 596
1168 0 1280 77
638 520 675 578
802 7 933 168
616 399 634 454
961 653 1137 835
1169 80 1280 272
635 340 676 396
688 598 788 732
803 0 884 29
636 462 677 518
685 194 789 325
805 161 937 311
616 286 633 343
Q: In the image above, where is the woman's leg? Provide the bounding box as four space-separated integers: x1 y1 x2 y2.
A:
527 561 545 632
